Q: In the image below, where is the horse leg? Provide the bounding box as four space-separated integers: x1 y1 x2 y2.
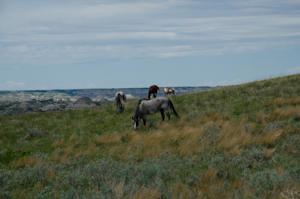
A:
165 109 170 120
139 117 143 124
142 115 147 125
116 102 119 114
160 109 165 121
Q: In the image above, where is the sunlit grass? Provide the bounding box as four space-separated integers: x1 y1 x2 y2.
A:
1 74 300 198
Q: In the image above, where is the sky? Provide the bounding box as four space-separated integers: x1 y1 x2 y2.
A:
0 0 300 90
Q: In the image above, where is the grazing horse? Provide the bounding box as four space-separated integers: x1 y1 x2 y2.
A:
164 87 176 96
132 97 179 129
115 91 126 114
148 85 161 99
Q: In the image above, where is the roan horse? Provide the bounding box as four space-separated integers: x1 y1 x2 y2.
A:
164 87 176 96
148 85 161 99
115 91 126 114
132 97 179 129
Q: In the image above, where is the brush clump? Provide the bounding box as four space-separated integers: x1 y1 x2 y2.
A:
1 74 300 198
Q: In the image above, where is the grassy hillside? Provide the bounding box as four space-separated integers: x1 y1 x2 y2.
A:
1 74 300 198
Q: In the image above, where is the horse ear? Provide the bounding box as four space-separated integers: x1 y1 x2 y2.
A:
132 116 134 120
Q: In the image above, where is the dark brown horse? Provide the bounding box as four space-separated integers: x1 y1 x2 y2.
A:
147 85 161 99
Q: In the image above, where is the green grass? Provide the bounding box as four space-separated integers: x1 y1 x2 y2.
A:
1 74 300 198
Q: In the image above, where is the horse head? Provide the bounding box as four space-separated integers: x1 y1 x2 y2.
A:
132 116 139 130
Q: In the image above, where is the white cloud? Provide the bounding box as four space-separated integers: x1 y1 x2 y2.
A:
204 79 244 87
0 65 21 69
0 0 300 67
0 81 25 90
86 83 101 88
32 85 48 90
217 81 229 86
286 66 300 75
230 79 244 85
15 45 29 52
6 81 25 87
203 81 214 86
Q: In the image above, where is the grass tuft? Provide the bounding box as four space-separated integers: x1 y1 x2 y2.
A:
1 74 300 198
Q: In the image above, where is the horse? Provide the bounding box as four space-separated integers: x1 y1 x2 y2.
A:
132 97 179 129
115 91 126 114
164 87 176 96
148 85 161 99
138 97 148 104
136 97 148 121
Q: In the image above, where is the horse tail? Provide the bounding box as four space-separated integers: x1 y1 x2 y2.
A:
168 99 179 118
120 96 126 106
147 91 151 99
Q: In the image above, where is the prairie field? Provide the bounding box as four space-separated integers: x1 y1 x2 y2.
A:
1 74 300 198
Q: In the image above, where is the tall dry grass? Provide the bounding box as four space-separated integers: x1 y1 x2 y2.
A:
91 111 286 161
132 186 160 199
265 97 300 107
12 156 45 168
12 104 294 166
268 106 300 121
47 135 102 163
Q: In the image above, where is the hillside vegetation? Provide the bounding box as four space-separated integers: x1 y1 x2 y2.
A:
1 74 300 198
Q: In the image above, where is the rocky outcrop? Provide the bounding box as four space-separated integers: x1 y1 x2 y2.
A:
39 104 67 111
65 97 99 110
19 100 39 109
1 86 215 116
0 97 101 116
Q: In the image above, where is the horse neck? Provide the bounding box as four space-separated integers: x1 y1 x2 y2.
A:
133 104 140 118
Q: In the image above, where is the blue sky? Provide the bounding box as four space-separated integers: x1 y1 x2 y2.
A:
1 0 300 90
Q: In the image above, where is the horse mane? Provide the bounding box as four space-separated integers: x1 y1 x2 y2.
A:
133 101 140 119
138 98 148 104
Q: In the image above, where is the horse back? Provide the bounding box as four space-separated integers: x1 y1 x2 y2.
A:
141 97 169 113
149 85 160 92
